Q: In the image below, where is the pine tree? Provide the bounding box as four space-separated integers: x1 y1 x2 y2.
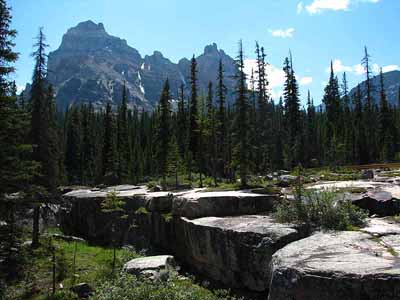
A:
102 103 118 185
361 46 376 162
117 83 131 183
65 106 82 183
378 68 393 161
176 84 187 158
216 59 227 178
283 53 301 167
80 104 97 184
155 79 171 184
232 40 250 187
30 28 60 248
255 42 269 172
188 56 199 180
0 0 40 274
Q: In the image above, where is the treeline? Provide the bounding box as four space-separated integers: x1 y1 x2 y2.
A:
59 46 400 187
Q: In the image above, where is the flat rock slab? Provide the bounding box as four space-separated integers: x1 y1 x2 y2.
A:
179 215 308 291
268 231 400 300
123 255 176 276
173 191 278 218
361 218 400 236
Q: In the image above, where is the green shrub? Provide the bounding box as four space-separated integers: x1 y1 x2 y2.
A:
135 207 149 215
96 273 236 300
274 190 368 231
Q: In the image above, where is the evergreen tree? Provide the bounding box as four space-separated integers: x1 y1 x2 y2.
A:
0 0 40 276
80 104 97 184
255 42 269 172
65 106 82 183
117 83 131 183
232 41 250 187
188 56 199 180
378 68 394 161
102 103 118 184
30 28 60 248
216 59 227 177
283 53 301 167
155 79 172 184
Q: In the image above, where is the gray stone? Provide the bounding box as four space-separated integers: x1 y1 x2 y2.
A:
361 169 374 179
71 283 93 298
172 191 278 218
123 255 176 279
268 231 400 300
178 215 308 291
352 190 400 216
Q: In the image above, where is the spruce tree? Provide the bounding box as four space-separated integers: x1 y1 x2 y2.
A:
30 28 60 248
233 40 250 187
283 53 301 167
102 103 118 184
216 59 227 178
65 106 82 183
0 0 40 273
81 104 97 184
155 79 172 184
188 56 199 180
117 83 131 183
378 68 393 161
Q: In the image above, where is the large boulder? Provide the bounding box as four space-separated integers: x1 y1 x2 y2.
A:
352 190 400 216
177 215 308 291
123 255 176 280
173 191 278 218
268 231 400 300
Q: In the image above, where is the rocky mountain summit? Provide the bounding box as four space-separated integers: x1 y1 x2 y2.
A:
47 20 236 111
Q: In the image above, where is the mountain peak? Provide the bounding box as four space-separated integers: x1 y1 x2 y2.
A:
66 20 107 37
204 43 219 55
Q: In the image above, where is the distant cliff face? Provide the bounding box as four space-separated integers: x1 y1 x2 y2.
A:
47 20 236 111
348 70 400 106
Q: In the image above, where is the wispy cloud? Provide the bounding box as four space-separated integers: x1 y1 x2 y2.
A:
297 2 304 13
327 59 399 76
300 76 313 85
269 28 295 38
327 59 353 73
303 0 379 14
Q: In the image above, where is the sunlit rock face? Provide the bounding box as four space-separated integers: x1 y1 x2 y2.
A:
46 21 237 111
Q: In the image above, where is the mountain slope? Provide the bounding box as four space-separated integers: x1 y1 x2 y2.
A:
348 70 400 106
47 20 236 110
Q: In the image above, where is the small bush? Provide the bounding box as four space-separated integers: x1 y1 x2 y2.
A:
274 190 368 231
95 273 236 300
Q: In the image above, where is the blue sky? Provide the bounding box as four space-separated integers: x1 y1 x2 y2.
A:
9 0 400 104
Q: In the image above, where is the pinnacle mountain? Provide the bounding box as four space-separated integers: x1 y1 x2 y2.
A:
46 20 236 110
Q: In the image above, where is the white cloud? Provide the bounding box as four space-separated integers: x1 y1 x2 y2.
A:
325 60 398 76
306 0 350 14
305 0 379 14
244 59 286 100
297 2 304 13
300 76 313 85
353 63 365 75
269 28 295 38
382 65 400 72
327 59 353 73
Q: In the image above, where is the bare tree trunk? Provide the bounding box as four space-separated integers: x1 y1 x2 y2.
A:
32 205 40 248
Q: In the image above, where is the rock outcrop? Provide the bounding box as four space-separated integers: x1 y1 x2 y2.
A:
268 230 400 300
177 215 308 291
